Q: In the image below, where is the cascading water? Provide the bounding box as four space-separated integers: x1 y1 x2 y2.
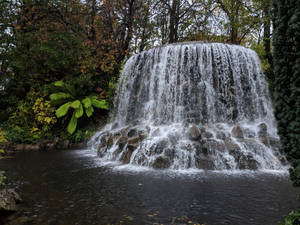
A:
90 42 287 170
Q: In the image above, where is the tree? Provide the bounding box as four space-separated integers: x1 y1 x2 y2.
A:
215 0 261 44
272 0 300 185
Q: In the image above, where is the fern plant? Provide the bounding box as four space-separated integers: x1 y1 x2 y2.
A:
50 81 108 134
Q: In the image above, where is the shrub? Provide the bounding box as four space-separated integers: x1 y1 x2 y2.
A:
280 209 300 225
50 81 108 134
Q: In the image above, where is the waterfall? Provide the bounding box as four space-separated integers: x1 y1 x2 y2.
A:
90 42 287 170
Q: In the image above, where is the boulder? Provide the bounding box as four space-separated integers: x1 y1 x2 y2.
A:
127 136 140 151
231 125 243 138
268 137 281 150
123 149 134 164
224 139 240 152
56 140 69 149
120 126 130 136
128 128 138 138
202 131 213 139
14 144 24 152
0 189 21 215
98 135 108 150
239 155 258 170
203 139 226 152
24 144 40 151
195 154 214 170
138 131 148 141
128 136 140 145
70 142 85 149
153 156 170 169
112 132 121 142
225 139 242 161
193 143 207 155
45 143 55 151
187 125 201 141
259 135 270 148
117 136 128 149
148 139 169 156
258 123 268 137
107 136 114 148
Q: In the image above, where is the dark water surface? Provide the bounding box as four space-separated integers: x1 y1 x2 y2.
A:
1 149 299 225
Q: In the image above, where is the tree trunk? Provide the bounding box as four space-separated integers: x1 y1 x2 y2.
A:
263 0 272 66
169 0 178 43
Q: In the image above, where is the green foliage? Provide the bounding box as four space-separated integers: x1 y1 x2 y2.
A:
69 128 95 143
0 129 7 143
250 43 271 72
272 0 300 186
2 89 57 143
50 81 108 134
0 149 6 186
280 209 300 225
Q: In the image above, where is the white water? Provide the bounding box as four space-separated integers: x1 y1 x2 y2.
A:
90 42 287 171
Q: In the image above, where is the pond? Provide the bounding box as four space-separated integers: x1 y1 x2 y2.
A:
1 149 299 225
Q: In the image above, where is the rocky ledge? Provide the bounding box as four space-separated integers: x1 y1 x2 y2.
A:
0 188 32 225
95 122 287 170
0 139 86 157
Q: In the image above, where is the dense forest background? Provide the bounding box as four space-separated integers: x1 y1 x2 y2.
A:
0 0 274 144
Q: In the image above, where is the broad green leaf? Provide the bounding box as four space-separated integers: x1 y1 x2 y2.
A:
50 98 70 106
71 100 81 109
67 111 77 134
56 102 72 118
75 104 83 118
85 106 94 118
54 81 65 87
92 98 109 110
82 97 92 108
65 84 76 97
50 92 72 101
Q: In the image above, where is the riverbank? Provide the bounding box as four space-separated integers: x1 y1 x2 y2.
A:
0 140 86 157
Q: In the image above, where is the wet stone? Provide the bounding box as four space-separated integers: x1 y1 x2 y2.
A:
195 154 214 170
239 155 258 170
128 128 138 138
203 139 226 152
188 125 201 141
117 136 128 149
112 132 121 142
128 136 140 145
122 149 134 164
260 135 270 148
268 137 281 150
138 132 148 141
107 137 114 148
231 125 244 138
164 148 175 159
258 123 268 137
202 131 213 139
216 131 226 140
152 156 170 169
0 189 21 214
